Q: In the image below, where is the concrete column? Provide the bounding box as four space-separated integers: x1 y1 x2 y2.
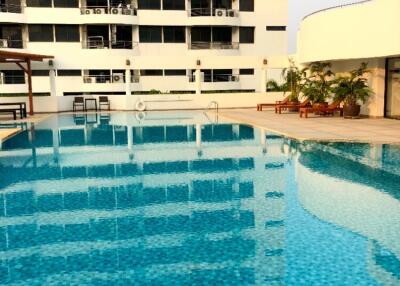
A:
125 69 131 97
127 125 133 160
260 67 267 93
260 128 267 154
49 69 57 97
195 68 201 95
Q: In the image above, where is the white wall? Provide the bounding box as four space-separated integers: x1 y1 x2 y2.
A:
297 0 400 63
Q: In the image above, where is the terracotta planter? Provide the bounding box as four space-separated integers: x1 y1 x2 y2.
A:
343 104 361 118
313 102 328 115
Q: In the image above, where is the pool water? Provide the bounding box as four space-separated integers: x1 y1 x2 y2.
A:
0 112 399 286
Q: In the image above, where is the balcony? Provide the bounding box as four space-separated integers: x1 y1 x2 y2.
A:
189 42 239 50
80 6 137 16
0 3 23 14
188 8 239 26
82 38 137 49
0 39 23 49
189 74 240 83
83 75 139 84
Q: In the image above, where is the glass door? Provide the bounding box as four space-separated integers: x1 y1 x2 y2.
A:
386 58 400 119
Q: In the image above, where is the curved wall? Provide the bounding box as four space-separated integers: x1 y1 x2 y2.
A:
297 0 400 63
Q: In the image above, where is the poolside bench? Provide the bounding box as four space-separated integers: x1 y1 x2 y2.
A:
0 109 17 120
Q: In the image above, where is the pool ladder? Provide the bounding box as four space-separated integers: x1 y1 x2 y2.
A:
207 101 219 113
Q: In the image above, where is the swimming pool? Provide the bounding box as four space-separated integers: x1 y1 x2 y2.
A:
0 112 399 285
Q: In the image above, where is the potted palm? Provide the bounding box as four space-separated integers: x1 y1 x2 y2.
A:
281 58 308 110
302 62 334 106
332 63 373 118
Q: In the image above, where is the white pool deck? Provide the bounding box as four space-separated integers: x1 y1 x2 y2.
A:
0 109 400 145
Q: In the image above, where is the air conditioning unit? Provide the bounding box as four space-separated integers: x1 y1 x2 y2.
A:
93 8 105 14
83 8 91 15
112 73 124 83
215 9 225 17
84 77 92 83
227 9 235 17
0 39 8 48
111 7 120 15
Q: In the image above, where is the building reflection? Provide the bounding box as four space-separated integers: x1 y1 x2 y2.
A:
0 113 288 285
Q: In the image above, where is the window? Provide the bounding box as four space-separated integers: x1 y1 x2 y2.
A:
266 26 286 31
26 0 52 7
57 70 82 76
163 0 185 10
54 0 79 7
139 26 162 43
163 26 185 43
2 70 25 84
138 0 160 9
164 70 186 76
32 70 50 76
28 25 54 42
239 69 254 75
55 25 80 42
239 0 254 12
239 27 254 44
140 70 163 76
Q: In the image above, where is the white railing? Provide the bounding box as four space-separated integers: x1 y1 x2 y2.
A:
82 38 138 49
0 39 24 49
189 41 239 50
189 74 239 83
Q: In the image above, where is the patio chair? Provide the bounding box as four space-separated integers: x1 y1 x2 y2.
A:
73 97 84 112
257 96 289 111
99 96 110 111
275 99 311 114
300 101 343 118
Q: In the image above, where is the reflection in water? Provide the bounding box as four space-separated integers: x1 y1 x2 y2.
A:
0 112 399 285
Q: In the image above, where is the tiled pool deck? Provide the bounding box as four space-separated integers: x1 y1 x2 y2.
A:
1 110 400 144
218 109 400 144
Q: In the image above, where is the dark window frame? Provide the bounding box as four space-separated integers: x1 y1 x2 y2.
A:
57 70 82 76
239 0 254 12
164 69 186 76
138 0 161 10
162 0 185 10
55 25 80 42
239 27 255 44
140 69 163 76
239 69 254 75
163 26 186 43
28 24 54 42
266 26 287 31
139 26 162 43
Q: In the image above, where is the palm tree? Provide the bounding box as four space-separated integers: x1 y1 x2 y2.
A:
302 62 334 104
281 58 308 102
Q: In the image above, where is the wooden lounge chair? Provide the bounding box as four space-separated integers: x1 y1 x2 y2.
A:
300 101 343 118
275 99 310 114
0 109 17 120
257 96 289 111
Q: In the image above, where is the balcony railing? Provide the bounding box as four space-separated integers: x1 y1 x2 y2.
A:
189 41 239 50
189 74 239 83
0 4 23 13
82 39 137 49
0 39 24 49
80 6 137 16
83 75 139 84
189 8 238 17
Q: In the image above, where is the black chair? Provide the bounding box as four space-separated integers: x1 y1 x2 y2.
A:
99 96 110 111
73 97 84 112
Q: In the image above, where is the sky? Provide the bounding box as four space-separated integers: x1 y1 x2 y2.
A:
288 0 364 52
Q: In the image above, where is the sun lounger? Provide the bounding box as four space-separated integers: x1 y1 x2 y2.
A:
299 101 343 118
257 96 289 111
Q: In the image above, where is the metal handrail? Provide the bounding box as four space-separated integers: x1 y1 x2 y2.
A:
80 6 137 16
0 4 23 13
189 41 239 50
83 75 140 83
207 101 219 113
189 8 238 17
302 0 373 20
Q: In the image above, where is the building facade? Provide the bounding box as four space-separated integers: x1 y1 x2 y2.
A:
0 0 288 111
297 0 400 119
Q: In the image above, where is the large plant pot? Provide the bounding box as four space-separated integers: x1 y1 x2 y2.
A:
287 101 299 112
343 104 361 118
313 102 328 115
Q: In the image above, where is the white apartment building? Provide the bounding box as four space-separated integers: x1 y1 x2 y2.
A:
0 0 288 111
